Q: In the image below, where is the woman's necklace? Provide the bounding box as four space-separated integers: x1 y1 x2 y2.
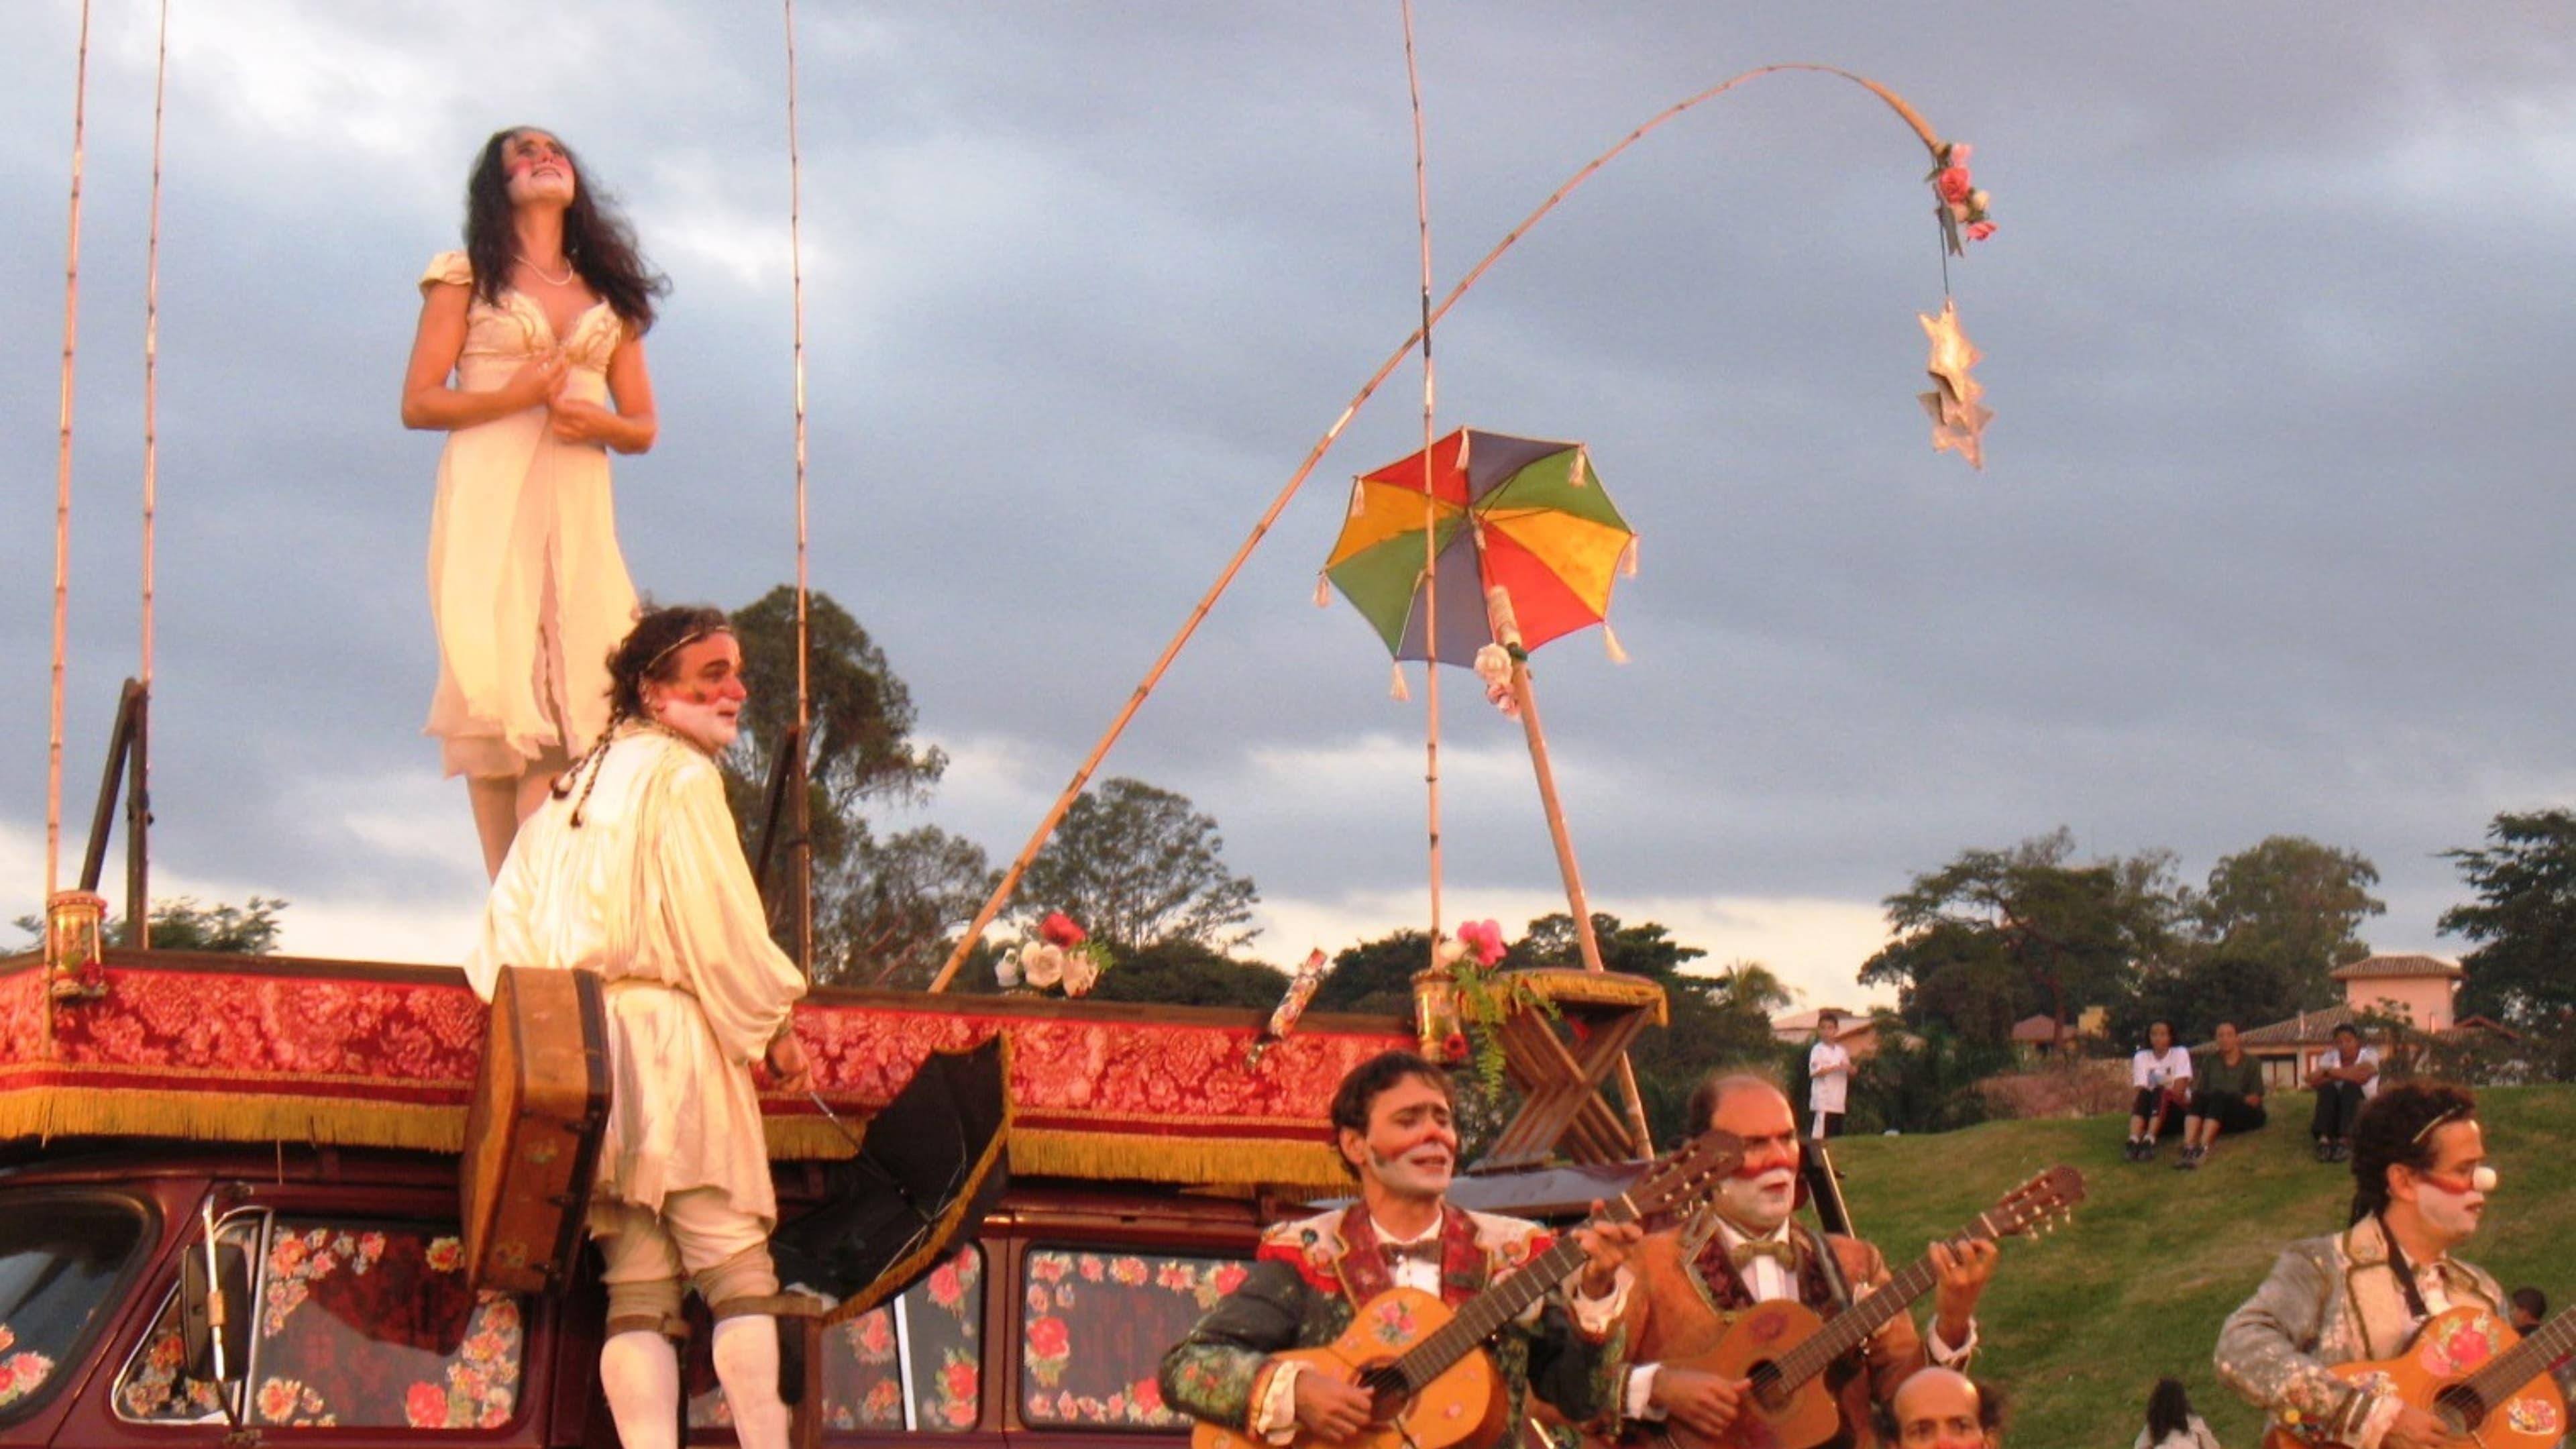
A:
519 254 577 287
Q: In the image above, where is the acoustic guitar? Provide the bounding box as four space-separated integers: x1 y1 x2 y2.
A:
1190 1128 1748 1449
2261 1303 2573 1448
1652 1165 2087 1449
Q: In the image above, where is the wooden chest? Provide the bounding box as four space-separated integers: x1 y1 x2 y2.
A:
460 965 608 1295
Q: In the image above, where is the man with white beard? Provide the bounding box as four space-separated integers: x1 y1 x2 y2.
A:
1597 1075 1998 1449
2216 1082 2506 1449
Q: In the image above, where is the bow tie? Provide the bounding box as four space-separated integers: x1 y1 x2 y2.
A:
1728 1238 1798 1271
1379 1240 1443 1267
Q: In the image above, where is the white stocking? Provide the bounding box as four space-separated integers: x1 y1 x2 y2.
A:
712 1316 790 1449
598 1330 681 1449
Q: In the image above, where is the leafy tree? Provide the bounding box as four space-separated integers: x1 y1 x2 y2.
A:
19 896 288 955
1014 777 1258 952
1311 929 1430 1017
1087 940 1290 1010
1850 1025 2011 1134
2441 809 2576 1029
818 824 1000 989
1870 829 2180 1041
2185 835 2381 1018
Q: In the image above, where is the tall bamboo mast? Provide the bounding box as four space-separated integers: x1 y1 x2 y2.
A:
133 0 170 947
47 0 95 922
1399 0 1444 949
782 0 814 973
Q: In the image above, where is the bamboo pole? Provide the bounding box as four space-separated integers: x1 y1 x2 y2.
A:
48 0 93 924
926 65 1957 993
782 0 814 975
1399 0 1444 951
134 0 168 949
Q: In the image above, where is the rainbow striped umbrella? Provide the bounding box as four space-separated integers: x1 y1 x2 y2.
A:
1325 428 1635 664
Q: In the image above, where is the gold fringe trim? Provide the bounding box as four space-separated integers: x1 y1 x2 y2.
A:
0 1085 466 1151
1008 1129 1347 1190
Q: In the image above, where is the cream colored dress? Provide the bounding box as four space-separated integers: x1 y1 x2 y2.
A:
420 250 639 780
465 726 807 1224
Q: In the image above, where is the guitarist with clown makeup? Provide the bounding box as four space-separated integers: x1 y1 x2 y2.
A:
1161 1050 1644 1448
1597 1073 2000 1449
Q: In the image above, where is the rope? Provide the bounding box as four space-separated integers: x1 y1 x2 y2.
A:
1400 0 1443 948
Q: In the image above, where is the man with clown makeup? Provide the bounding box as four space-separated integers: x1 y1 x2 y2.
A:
1160 1050 1640 1444
2217 1081 2508 1449
1595 1074 1998 1449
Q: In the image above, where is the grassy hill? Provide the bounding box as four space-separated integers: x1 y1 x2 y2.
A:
1822 1084 2575 1446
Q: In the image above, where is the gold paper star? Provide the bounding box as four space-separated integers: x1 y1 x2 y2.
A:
1917 298 1993 470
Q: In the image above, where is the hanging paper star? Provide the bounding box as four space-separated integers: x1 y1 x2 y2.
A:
1917 298 1993 470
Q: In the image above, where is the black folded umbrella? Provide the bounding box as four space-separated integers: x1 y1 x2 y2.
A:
772 1034 1012 1323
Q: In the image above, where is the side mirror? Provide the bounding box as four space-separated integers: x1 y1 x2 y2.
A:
181 1240 252 1383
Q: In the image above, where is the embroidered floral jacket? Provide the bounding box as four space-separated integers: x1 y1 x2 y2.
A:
2214 1215 2502 1448
1159 1203 1624 1442
1588 1224 1931 1449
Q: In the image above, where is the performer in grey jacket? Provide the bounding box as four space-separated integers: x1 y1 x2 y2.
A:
2214 1081 2502 1449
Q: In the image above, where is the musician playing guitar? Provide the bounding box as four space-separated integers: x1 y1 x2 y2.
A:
2216 1081 2507 1449
1160 1050 1641 1444
1603 1073 1998 1449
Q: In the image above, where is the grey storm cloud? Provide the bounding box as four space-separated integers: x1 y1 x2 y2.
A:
4 1 2572 979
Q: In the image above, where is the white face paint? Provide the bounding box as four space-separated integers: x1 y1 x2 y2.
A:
653 691 740 753
1714 1164 1799 1232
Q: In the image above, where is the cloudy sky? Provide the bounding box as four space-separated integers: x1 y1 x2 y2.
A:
5 3 2572 1009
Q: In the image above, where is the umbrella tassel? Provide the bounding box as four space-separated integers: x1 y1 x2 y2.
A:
1389 662 1411 702
1314 572 1332 608
1602 622 1630 664
1619 537 1640 578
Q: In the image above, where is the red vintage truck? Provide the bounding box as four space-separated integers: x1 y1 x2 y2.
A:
0 949 1435 1449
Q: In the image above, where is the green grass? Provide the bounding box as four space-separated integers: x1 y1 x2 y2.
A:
1821 1085 2576 1446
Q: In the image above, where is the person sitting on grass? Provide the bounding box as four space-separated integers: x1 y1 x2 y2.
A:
2133 1376 2221 1449
2302 1022 2377 1164
2126 1020 2193 1162
2176 1022 2267 1171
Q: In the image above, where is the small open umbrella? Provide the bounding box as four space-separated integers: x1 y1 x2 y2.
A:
773 1034 1012 1323
1326 429 1635 665
1323 427 1654 1155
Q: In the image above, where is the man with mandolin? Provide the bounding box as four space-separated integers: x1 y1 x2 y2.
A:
1159 1050 1660 1449
1598 1073 2006 1449
2215 1081 2564 1449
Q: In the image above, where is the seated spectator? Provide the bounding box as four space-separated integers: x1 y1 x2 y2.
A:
2133 1376 2221 1449
2126 1020 2192 1162
2176 1022 2267 1170
2301 1022 2376 1163
1875 1367 2005 1448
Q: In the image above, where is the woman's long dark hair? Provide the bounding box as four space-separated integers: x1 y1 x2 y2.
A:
464 126 668 333
2145 1377 2192 1442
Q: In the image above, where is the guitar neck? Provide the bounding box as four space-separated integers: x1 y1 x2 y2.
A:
1767 1219 1994 1391
2461 1305 2576 1419
1390 1200 1634 1390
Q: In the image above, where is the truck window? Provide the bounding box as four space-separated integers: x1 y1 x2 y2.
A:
0 1193 152 1421
113 1215 263 1423
1019 1248 1252 1430
688 1245 983 1436
112 1214 528 1430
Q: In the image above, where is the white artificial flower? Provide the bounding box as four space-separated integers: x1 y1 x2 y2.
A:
1062 949 1100 998
1022 942 1066 990
995 949 1023 989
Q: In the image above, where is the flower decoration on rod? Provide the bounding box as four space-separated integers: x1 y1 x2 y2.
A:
1930 142 1995 253
996 911 1113 998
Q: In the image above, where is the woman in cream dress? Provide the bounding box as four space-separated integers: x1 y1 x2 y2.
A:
402 125 667 876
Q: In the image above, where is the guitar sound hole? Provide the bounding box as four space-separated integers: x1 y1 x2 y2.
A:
1358 1364 1411 1421
2432 1384 2484 1432
1746 1362 1790 1413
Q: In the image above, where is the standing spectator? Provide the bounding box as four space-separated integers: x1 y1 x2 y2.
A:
2126 1021 2193 1162
2177 1022 2267 1170
2133 1377 2222 1448
2302 1023 2377 1163
1809 1010 1853 1140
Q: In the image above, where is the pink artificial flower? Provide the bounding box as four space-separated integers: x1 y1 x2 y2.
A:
1966 220 1997 242
1039 912 1087 948
1458 918 1507 967
1937 166 1974 205
1440 1031 1470 1063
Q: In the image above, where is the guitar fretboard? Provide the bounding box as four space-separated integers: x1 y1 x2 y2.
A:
1387 1193 1640 1393
1764 1209 2010 1391
2460 1305 2576 1422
